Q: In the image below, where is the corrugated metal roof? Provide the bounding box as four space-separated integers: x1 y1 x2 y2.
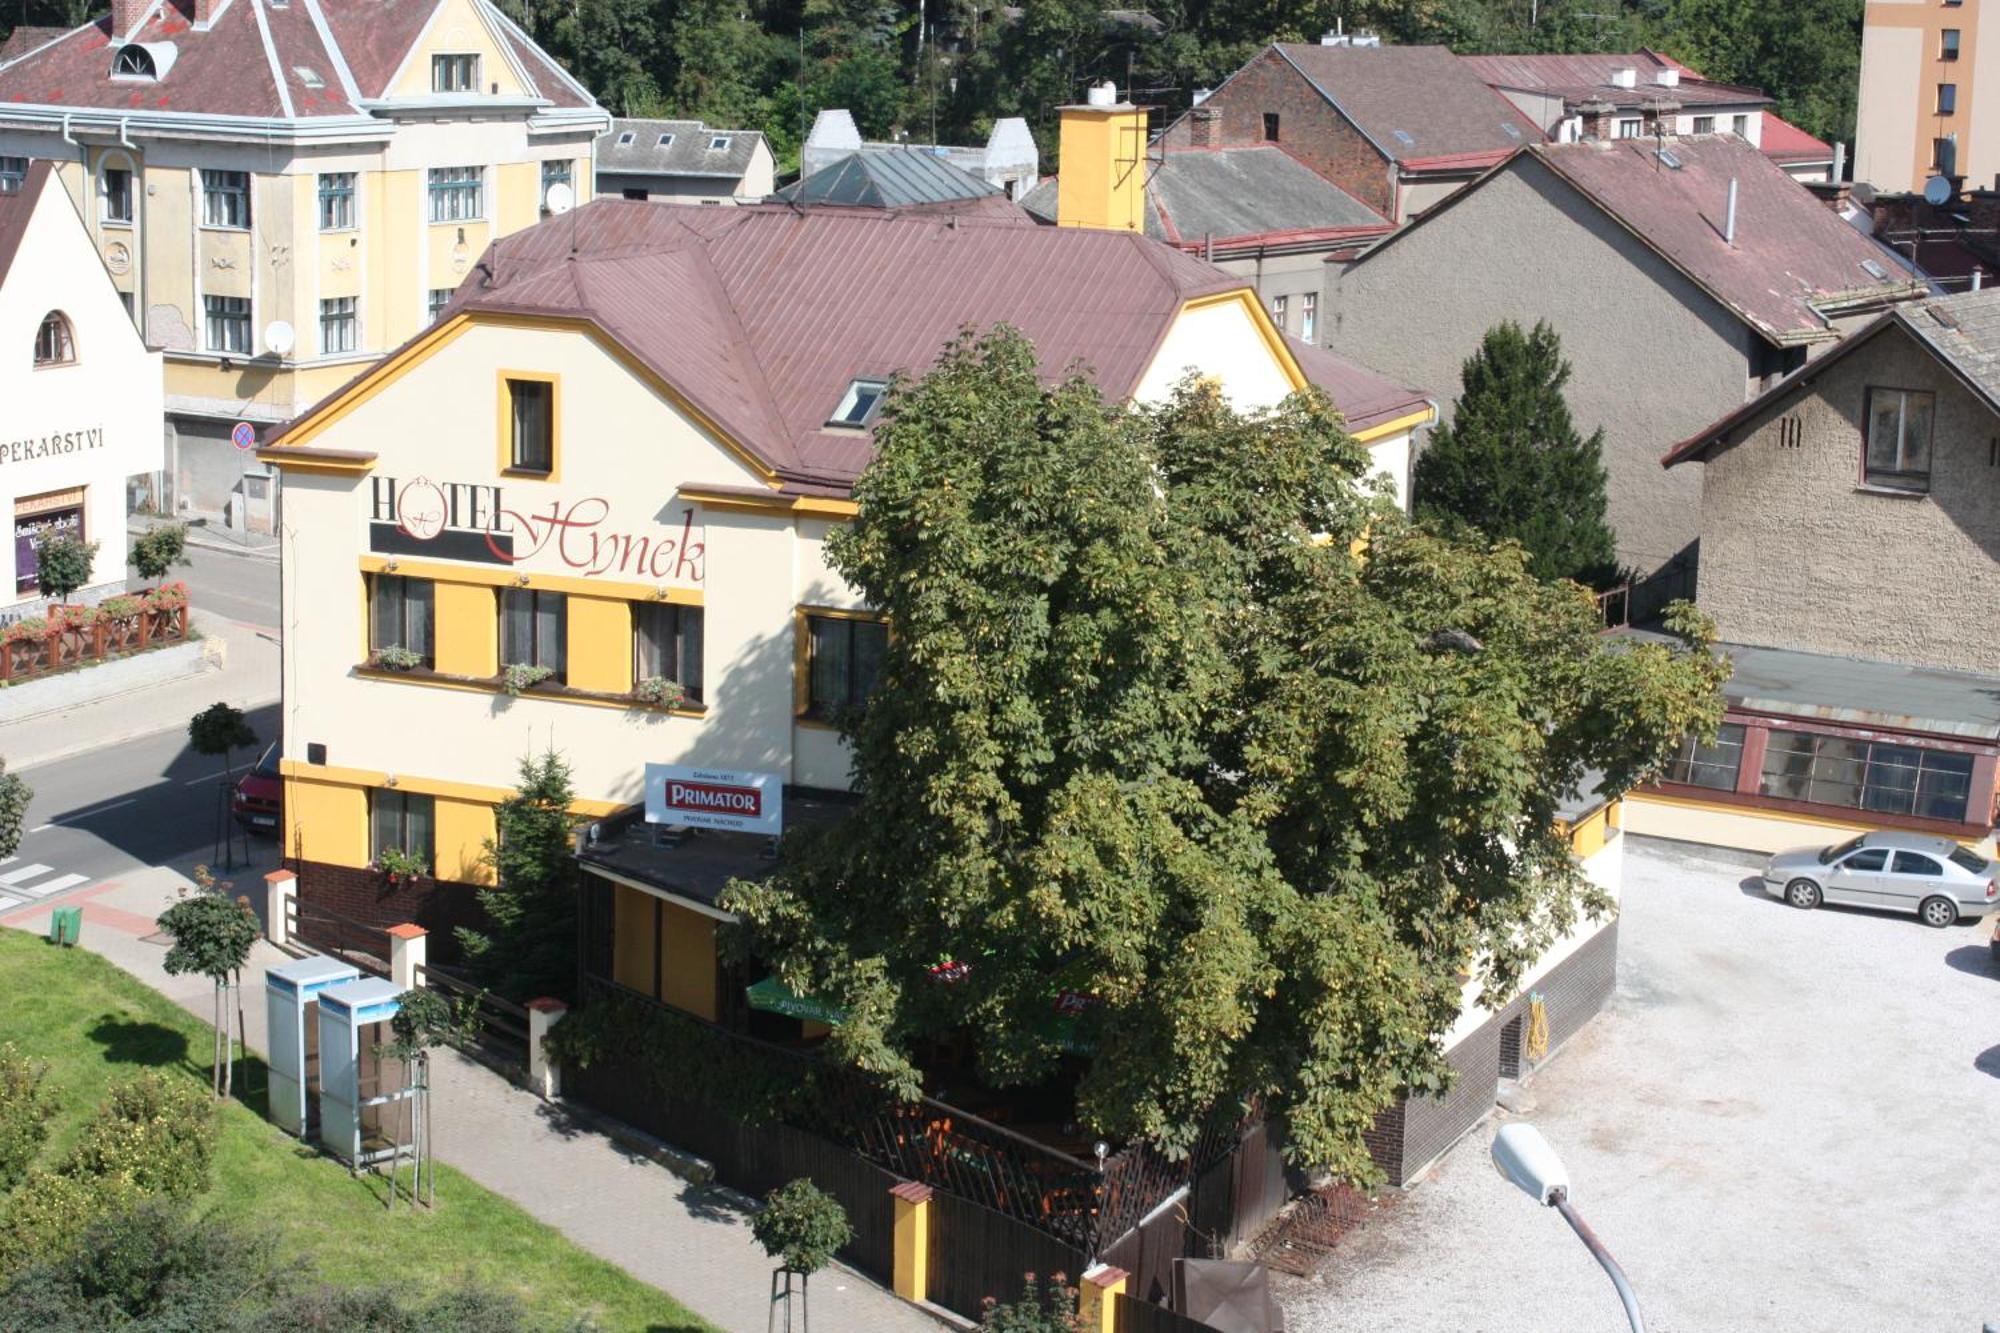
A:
774 148 999 208
1461 51 1770 110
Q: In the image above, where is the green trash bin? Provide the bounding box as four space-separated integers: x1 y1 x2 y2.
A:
47 906 80 948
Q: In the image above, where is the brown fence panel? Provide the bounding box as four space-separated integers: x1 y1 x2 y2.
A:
1098 1197 1193 1308
1115 1291 1222 1333
926 1187 1087 1322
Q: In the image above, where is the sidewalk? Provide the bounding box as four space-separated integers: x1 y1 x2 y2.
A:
7 609 280 771
3 870 938 1333
128 513 279 563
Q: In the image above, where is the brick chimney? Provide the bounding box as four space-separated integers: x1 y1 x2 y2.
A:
109 0 146 38
1189 107 1218 150
1575 98 1615 142
193 0 216 24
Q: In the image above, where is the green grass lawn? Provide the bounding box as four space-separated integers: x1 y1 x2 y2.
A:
0 930 714 1332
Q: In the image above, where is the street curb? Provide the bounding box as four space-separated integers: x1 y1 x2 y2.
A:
12 691 281 772
127 520 279 564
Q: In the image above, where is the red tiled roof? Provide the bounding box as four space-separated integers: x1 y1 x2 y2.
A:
1759 112 1833 163
318 0 438 100
0 27 65 61
305 200 1419 491
1272 43 1537 165
0 159 53 286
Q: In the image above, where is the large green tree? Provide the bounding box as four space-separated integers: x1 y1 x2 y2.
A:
723 327 1725 1177
457 749 581 1003
1413 319 1620 590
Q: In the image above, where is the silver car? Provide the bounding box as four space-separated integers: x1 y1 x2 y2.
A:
1762 831 1997 928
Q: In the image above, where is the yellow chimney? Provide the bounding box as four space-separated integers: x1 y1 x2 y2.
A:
1057 82 1149 233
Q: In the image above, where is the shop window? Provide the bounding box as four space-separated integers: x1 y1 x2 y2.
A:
368 574 434 666
318 172 356 230
13 491 85 598
1863 387 1934 491
100 167 132 223
803 613 886 720
0 157 25 194
1663 723 1745 791
201 169 249 229
204 295 251 354
1759 730 1973 822
428 288 454 323
370 790 434 864
633 603 703 701
500 588 566 682
32 311 74 367
428 165 483 222
431 53 477 93
505 376 555 472
319 296 357 355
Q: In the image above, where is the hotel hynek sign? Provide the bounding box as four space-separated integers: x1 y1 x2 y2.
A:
369 475 705 583
644 764 783 836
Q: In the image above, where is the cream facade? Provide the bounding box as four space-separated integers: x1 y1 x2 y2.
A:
1856 0 2000 193
0 163 163 617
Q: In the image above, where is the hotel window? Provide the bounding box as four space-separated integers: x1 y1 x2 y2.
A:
428 166 483 222
634 603 704 701
804 614 887 719
32 311 74 367
370 790 435 864
101 167 132 223
1262 112 1280 142
1270 295 1288 332
368 574 434 666
540 158 572 208
318 172 355 230
0 156 25 194
1939 83 1958 115
319 296 357 355
428 287 455 323
1616 118 1643 139
500 588 566 681
1663 723 1746 792
505 377 554 472
1760 731 1974 822
1692 116 1715 135
1300 292 1317 342
431 53 477 93
204 295 251 354
201 169 250 229
1942 29 1961 60
1863 387 1934 491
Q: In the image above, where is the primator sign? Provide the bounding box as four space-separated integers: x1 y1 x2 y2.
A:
644 764 783 836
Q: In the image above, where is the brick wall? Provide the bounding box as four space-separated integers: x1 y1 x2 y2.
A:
295 859 490 967
1160 48 1397 218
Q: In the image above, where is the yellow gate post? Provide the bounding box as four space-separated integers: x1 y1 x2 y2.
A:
1079 1262 1129 1333
889 1181 933 1304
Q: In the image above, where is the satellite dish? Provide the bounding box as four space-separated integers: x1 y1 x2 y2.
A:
1923 174 1954 207
263 320 295 357
545 182 575 215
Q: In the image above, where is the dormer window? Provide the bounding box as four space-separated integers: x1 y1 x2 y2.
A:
110 45 155 79
432 53 477 93
616 132 635 146
708 135 730 151
828 379 888 428
33 312 74 367
657 133 675 147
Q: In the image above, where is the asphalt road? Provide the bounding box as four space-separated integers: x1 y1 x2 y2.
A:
174 537 279 633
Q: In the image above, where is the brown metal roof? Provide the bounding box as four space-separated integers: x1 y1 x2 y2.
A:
1461 51 1770 110
1285 335 1430 433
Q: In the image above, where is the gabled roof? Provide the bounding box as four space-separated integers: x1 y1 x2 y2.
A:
1759 113 1833 164
1664 286 2000 467
1285 335 1430 435
1270 43 1535 168
0 158 52 286
280 200 1422 492
597 118 767 181
0 27 65 61
1460 50 1770 110
774 148 999 209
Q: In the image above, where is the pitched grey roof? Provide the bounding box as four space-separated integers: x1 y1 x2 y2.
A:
1019 147 1389 244
1899 286 2000 410
597 118 766 180
774 149 999 209
1271 42 1534 165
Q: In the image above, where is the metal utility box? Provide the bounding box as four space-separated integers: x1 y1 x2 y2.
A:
265 956 362 1138
316 977 408 1168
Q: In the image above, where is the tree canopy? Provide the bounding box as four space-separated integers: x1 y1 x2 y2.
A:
722 326 1726 1177
457 750 582 1003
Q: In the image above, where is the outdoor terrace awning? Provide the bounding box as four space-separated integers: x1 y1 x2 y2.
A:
745 977 848 1026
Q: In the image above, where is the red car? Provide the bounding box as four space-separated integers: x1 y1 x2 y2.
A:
232 743 282 834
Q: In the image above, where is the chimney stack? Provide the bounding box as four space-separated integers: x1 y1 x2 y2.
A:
1725 177 1738 247
1576 98 1615 142
109 0 146 38
1057 83 1149 234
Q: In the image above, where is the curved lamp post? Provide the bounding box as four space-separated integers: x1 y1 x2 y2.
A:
1491 1122 1646 1333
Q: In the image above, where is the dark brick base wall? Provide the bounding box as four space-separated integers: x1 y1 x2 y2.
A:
1368 920 1619 1186
294 860 489 968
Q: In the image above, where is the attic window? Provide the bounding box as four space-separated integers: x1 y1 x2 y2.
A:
1391 129 1415 147
110 45 155 80
617 132 635 146
708 135 730 151
1501 123 1522 140
1656 149 1682 170
828 379 888 428
657 133 675 147
294 66 323 88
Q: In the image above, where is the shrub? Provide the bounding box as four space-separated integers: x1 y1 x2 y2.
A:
751 1178 851 1275
980 1272 1082 1332
0 1045 57 1193
130 523 191 583
64 1071 216 1199
0 1200 274 1330
31 535 96 604
268 1278 537 1332
0 1170 137 1275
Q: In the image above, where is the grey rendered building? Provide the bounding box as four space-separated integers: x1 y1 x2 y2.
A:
1324 134 1924 596
595 119 776 204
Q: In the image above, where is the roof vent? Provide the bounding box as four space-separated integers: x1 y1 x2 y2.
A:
1351 32 1381 47
1653 67 1680 88
1321 29 1349 45
1191 87 1212 106
1085 80 1119 107
1610 67 1638 89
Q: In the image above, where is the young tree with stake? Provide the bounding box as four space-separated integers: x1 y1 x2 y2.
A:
158 874 261 1099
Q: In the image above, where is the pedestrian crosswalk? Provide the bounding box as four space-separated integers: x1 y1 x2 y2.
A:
0 859 92 908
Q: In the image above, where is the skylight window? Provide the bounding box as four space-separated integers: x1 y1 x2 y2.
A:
1501 123 1522 140
294 65 324 88
1391 129 1415 147
708 135 730 151
1861 259 1890 281
617 132 635 146
110 45 156 79
1656 148 1682 170
657 133 675 147
828 379 888 428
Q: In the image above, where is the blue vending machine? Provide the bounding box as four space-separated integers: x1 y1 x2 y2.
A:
264 955 361 1138
315 977 409 1169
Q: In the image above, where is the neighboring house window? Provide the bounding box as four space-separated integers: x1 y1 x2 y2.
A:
428 166 483 222
319 296 357 355
1864 387 1934 491
540 158 572 207
1692 116 1715 135
1732 113 1748 137
1262 112 1280 141
1300 293 1317 342
1270 294 1288 332
633 603 703 701
428 288 454 323
1933 136 1958 172
500 588 566 681
368 574 434 665
204 295 251 354
616 131 635 146
656 133 675 147
100 167 132 223
201 169 250 228
804 613 887 719
828 379 887 428
0 156 27 193
1616 118 1643 138
1664 723 1746 791
1939 83 1958 115
32 311 74 366
505 377 555 472
370 790 434 864
1760 731 1974 821
622 187 648 201
1942 28 1961 60
431 53 477 92
318 172 356 230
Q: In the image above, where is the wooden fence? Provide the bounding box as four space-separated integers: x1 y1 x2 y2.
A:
925 1188 1088 1320
1117 1292 1222 1333
417 965 531 1076
0 599 189 683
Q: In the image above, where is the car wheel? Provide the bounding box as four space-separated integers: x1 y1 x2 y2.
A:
1785 878 1822 910
1919 895 1958 929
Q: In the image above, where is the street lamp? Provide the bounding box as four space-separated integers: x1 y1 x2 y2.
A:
1491 1122 1646 1333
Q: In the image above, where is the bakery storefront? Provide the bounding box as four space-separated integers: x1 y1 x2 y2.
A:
12 484 86 600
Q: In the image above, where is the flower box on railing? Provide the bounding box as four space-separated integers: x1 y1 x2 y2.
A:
0 586 193 685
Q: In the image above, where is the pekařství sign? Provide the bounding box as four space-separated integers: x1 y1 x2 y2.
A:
644 764 782 836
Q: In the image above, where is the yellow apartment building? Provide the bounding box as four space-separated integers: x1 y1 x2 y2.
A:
0 0 605 521
1856 0 1997 193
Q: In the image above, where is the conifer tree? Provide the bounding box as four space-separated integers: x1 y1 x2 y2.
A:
457 750 579 1002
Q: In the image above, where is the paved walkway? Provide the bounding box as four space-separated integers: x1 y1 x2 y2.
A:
4 870 938 1333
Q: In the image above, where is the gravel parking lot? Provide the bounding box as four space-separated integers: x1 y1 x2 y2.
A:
1279 834 2000 1333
